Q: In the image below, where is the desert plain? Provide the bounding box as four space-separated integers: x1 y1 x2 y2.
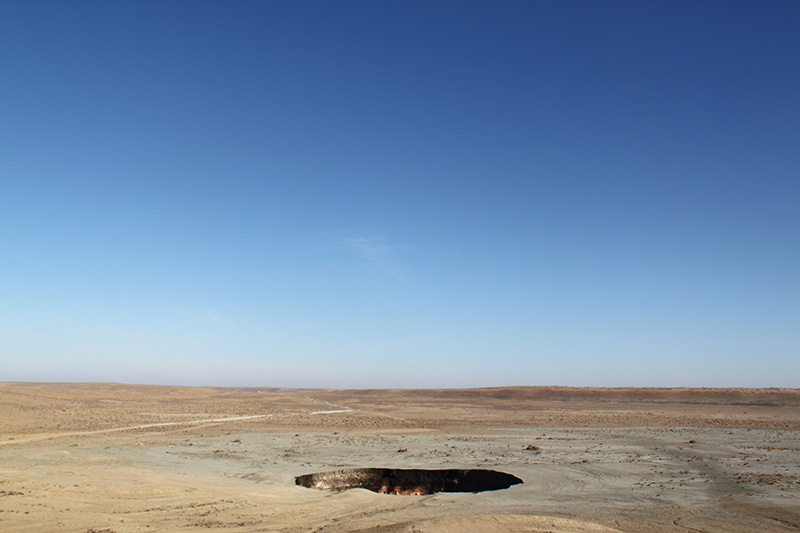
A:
0 382 799 532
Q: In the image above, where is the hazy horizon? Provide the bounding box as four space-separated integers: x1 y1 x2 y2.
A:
4 380 798 391
2 1 798 389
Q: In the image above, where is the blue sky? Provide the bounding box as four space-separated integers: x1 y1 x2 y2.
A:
2 1 798 388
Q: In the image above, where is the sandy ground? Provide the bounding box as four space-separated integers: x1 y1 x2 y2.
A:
1 383 799 532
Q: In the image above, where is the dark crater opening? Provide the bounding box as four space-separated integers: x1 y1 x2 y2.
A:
295 468 523 495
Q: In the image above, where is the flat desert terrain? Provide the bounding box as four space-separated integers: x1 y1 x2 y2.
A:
1 383 799 532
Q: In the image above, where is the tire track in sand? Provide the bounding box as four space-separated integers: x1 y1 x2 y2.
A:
0 414 269 445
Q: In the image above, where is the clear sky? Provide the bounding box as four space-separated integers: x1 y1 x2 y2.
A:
1 1 798 388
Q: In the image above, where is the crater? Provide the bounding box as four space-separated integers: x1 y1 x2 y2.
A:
295 468 522 495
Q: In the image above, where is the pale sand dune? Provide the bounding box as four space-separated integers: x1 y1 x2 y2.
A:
0 382 798 532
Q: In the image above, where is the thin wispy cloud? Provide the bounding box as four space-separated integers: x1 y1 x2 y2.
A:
341 235 394 271
323 231 413 278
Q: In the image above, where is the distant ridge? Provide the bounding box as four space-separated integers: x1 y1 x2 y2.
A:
217 385 800 407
